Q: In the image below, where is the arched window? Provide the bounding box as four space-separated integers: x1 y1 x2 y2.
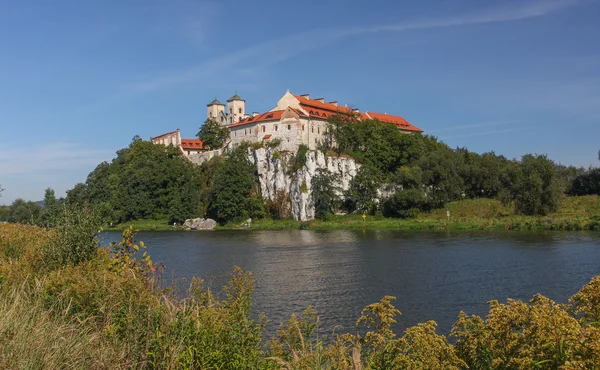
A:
262 126 265 132
238 108 242 114
287 125 291 130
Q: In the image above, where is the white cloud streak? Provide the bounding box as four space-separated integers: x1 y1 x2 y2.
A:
443 126 536 139
79 0 579 110
429 120 519 133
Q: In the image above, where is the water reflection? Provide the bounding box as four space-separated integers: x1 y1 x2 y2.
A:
103 230 600 336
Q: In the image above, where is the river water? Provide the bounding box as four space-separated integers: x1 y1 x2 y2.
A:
103 230 600 336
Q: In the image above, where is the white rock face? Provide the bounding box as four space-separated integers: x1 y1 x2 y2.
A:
249 148 359 221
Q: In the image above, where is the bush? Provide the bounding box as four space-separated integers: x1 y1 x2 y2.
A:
43 206 102 269
382 189 427 218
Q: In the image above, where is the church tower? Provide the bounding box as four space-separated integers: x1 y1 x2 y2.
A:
226 93 245 124
207 98 225 125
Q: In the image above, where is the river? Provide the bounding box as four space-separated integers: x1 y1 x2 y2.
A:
103 230 600 336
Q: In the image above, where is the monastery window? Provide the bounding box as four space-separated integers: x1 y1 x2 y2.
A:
238 108 242 114
274 125 278 131
311 127 314 133
287 125 291 130
230 108 232 114
287 138 290 143
315 138 317 143
302 125 304 131
262 126 265 132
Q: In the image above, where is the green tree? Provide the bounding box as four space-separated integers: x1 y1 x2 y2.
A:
310 169 340 220
510 154 564 215
0 205 9 221
206 148 257 225
347 165 381 214
418 149 466 209
9 198 42 224
41 188 61 226
197 118 230 150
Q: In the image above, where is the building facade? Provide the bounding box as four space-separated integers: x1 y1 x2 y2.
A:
215 90 423 152
153 90 423 157
150 129 207 157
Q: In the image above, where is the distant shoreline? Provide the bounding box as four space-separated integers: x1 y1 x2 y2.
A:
105 196 600 233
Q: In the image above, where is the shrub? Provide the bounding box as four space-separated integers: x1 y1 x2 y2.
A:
382 188 426 218
43 205 102 269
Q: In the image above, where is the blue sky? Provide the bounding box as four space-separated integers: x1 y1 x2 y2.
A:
1 0 599 204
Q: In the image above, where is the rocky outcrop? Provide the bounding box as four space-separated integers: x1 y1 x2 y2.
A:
249 148 359 221
183 218 217 230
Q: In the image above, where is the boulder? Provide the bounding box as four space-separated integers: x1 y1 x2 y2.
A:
183 218 217 231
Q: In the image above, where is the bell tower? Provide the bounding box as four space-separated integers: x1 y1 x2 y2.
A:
207 98 225 124
226 93 245 124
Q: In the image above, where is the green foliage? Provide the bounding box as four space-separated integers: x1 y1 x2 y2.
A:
571 167 600 196
40 188 62 227
310 169 341 220
328 114 447 173
382 188 426 218
66 137 204 224
207 147 259 225
418 149 466 209
287 144 310 174
43 205 102 269
347 165 382 214
265 138 282 149
197 118 230 150
0 206 9 222
508 154 564 215
8 198 42 225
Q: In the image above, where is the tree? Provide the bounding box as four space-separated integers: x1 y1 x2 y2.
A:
347 165 382 214
41 188 61 226
310 169 341 220
206 148 257 225
510 154 564 215
197 118 230 150
9 198 42 225
418 150 466 209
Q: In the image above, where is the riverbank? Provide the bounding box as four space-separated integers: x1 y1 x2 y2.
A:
106 196 600 232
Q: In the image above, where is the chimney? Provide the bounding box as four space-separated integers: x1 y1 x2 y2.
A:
329 101 338 107
352 108 360 113
315 97 325 103
300 94 310 99
252 112 259 117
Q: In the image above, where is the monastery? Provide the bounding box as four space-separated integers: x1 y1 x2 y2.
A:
151 90 423 155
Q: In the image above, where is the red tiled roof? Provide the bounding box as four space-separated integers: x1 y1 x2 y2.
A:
230 110 284 127
263 134 272 140
295 95 371 120
228 95 422 133
366 112 423 132
181 138 207 150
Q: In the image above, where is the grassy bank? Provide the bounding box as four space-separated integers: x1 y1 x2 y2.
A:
4 217 600 368
106 196 600 232
231 196 600 232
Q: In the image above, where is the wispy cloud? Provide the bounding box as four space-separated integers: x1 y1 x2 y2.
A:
444 126 536 139
80 0 580 111
0 143 116 175
429 120 519 133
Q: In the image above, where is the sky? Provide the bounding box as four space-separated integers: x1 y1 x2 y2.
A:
1 0 599 204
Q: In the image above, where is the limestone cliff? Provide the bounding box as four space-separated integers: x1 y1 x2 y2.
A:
248 148 359 221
